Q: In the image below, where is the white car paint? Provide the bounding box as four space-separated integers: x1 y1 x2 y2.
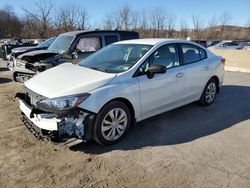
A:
24 63 116 98
23 39 224 124
19 100 59 131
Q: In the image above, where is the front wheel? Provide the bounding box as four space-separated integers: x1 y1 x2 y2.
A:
199 78 218 106
93 101 131 145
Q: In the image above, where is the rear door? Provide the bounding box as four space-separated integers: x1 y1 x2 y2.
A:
179 43 211 101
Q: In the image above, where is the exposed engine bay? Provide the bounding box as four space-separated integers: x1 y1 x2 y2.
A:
16 88 95 144
17 50 62 73
59 113 88 139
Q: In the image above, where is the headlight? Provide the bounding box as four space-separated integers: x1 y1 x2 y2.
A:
16 60 25 68
36 93 90 112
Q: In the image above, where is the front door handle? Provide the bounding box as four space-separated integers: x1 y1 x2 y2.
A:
176 73 184 78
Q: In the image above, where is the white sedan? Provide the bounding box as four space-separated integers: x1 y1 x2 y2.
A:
17 39 225 145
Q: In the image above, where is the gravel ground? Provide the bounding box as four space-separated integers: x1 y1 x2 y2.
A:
0 59 250 188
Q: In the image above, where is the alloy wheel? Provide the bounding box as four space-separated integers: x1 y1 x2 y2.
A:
101 108 128 141
205 82 216 103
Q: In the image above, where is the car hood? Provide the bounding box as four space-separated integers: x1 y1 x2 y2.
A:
24 63 116 98
12 46 46 58
12 46 35 53
19 50 58 63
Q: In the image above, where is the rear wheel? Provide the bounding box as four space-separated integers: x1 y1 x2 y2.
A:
199 78 217 106
93 101 131 145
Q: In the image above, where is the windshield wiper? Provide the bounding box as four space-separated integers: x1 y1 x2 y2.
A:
89 66 108 72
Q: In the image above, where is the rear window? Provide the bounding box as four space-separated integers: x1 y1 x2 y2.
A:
181 44 207 64
199 48 206 60
228 42 239 46
105 35 118 45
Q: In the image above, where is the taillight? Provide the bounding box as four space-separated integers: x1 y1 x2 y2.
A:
221 58 226 66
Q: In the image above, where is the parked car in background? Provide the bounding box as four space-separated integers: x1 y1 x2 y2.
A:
242 39 250 50
10 37 56 59
207 40 221 47
8 37 56 82
191 39 207 47
1 38 42 60
17 39 225 145
209 40 244 50
13 30 139 82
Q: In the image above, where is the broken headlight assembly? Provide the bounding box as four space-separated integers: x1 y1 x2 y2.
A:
36 93 90 113
16 59 26 68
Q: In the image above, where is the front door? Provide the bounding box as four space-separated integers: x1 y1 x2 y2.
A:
136 44 185 120
72 36 102 64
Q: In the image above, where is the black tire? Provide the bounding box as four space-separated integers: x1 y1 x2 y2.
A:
93 101 131 145
199 78 218 106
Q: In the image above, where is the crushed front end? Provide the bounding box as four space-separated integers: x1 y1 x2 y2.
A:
16 88 95 145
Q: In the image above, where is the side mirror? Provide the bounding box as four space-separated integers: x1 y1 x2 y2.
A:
72 52 78 59
147 64 166 79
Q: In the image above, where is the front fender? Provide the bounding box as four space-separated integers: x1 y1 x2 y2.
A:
78 78 141 120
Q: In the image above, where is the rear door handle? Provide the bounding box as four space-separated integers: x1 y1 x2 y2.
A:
176 73 184 78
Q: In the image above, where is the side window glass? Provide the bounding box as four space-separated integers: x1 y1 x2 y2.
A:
138 44 179 75
76 37 101 53
181 44 200 64
152 45 180 68
139 58 151 74
229 42 238 46
199 48 206 60
105 35 118 45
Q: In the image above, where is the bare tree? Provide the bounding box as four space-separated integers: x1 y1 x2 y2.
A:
180 18 189 39
53 7 75 33
207 15 219 39
65 6 77 29
0 5 21 37
21 14 42 38
103 13 114 30
76 8 89 30
219 12 232 39
53 5 89 33
103 9 123 30
192 15 204 39
166 13 176 37
247 18 250 37
103 4 132 30
23 0 53 38
131 10 140 30
102 10 121 30
119 4 131 30
149 7 166 37
138 9 148 30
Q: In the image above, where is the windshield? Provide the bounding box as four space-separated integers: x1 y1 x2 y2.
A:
48 35 74 54
79 44 152 73
37 37 55 48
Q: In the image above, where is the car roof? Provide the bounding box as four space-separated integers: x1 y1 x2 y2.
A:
115 38 190 45
60 30 138 36
221 40 233 43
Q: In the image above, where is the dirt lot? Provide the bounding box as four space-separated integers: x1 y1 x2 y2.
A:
0 59 250 188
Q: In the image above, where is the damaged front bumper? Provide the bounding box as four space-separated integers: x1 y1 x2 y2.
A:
17 93 95 145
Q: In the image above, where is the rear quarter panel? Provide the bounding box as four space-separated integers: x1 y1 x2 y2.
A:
207 51 225 87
